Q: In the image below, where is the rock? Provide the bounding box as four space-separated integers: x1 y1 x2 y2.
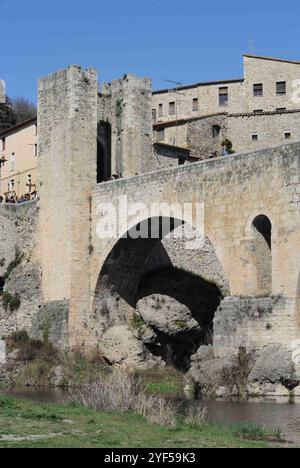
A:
7 349 21 362
50 365 65 387
136 294 201 337
189 346 233 396
0 340 6 364
247 382 292 398
133 323 158 345
99 325 162 370
249 344 299 390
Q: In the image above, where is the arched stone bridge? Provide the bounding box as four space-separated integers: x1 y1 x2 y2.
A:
87 144 300 356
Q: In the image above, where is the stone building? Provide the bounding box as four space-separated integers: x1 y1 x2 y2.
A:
1 58 300 396
153 55 300 158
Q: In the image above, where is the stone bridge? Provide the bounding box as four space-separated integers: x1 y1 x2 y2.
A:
88 145 300 356
1 66 300 387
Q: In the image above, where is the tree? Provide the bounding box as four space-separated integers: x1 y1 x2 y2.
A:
221 138 235 154
11 97 37 124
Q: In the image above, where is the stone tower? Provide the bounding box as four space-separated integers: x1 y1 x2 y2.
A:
98 74 158 178
38 66 98 348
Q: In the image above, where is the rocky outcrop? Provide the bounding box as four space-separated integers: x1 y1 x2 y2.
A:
189 345 250 398
189 343 300 398
99 325 162 370
249 344 299 391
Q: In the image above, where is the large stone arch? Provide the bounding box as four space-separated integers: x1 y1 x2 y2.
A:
90 217 229 370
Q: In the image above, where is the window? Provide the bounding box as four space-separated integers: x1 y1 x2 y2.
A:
34 144 38 157
276 81 286 95
277 108 287 112
34 123 38 136
254 109 263 114
212 125 221 138
192 98 199 112
1 138 5 152
169 102 176 116
252 134 258 141
9 179 14 192
253 83 263 97
156 129 165 142
219 87 228 106
158 104 163 118
10 153 15 171
285 132 291 140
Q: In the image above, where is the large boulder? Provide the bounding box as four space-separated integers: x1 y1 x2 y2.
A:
99 325 162 370
136 294 201 337
249 344 299 390
189 345 234 397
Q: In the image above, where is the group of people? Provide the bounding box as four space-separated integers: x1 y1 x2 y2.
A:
0 191 38 205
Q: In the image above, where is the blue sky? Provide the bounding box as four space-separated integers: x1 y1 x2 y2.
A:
1 0 300 102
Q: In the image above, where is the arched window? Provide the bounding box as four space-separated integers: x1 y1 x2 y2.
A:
252 215 272 296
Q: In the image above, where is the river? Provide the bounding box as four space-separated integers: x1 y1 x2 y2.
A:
6 389 300 445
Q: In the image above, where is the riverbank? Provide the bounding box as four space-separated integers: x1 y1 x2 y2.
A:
0 395 283 448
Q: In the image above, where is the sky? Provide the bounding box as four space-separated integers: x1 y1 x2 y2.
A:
1 0 300 102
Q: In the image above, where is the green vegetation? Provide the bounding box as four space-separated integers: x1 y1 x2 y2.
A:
2 291 21 312
135 368 185 399
221 138 235 155
0 396 280 448
174 320 188 329
131 313 144 331
4 331 111 388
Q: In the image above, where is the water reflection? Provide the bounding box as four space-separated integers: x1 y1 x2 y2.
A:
203 399 300 444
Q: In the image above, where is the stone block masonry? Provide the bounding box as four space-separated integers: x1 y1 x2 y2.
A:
98 74 159 177
38 66 98 348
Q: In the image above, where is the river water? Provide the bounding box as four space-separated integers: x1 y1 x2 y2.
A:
6 389 300 445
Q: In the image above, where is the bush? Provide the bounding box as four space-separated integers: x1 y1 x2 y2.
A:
70 371 179 427
5 330 58 364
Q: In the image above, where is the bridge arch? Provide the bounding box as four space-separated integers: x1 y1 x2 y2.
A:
92 216 229 370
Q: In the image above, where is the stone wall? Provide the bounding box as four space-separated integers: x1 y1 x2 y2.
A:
98 74 159 177
0 201 42 340
187 114 227 159
38 65 98 348
227 110 300 154
153 143 190 167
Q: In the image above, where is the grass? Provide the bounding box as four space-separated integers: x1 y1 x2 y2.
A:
0 395 281 448
135 367 185 398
